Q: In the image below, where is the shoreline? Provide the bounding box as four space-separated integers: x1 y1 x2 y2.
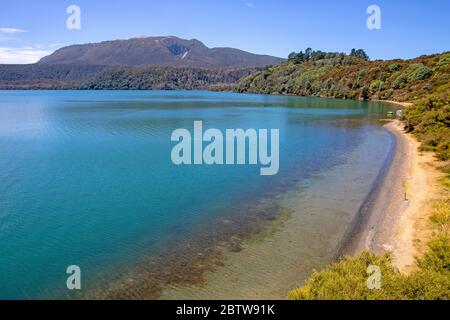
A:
343 120 439 272
158 122 398 299
372 100 414 108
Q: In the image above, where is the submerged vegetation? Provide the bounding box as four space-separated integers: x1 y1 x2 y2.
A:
289 199 450 300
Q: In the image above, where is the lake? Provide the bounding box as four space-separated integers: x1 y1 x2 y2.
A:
0 90 395 299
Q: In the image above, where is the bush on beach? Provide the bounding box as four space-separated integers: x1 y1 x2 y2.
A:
289 200 450 300
401 83 450 161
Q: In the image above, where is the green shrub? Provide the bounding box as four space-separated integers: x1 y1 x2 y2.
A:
392 74 408 89
408 65 433 82
402 86 450 161
388 64 400 72
430 200 450 227
400 270 450 300
289 188 450 300
435 53 450 70
417 234 450 273
288 252 401 300
440 166 450 189
370 80 384 92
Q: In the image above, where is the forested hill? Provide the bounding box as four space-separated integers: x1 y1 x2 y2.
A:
80 67 257 90
0 64 256 90
236 49 449 103
0 64 108 89
237 49 450 161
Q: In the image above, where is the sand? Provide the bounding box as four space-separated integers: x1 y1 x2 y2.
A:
345 120 443 273
374 100 414 108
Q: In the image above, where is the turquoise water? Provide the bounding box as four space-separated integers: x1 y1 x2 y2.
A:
0 91 395 299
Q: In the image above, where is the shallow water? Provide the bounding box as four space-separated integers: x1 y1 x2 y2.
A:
0 90 395 299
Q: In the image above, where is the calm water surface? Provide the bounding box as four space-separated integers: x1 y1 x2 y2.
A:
0 91 395 299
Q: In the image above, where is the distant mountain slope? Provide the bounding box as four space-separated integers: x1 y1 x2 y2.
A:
0 64 256 90
80 66 257 90
38 36 284 68
0 64 108 89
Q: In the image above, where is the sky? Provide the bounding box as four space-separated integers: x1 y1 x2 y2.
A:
0 0 449 64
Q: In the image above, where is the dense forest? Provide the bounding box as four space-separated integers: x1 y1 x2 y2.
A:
236 49 447 102
80 67 256 90
0 64 108 89
0 64 256 90
237 50 450 161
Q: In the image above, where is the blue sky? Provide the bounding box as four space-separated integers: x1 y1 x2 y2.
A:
0 0 449 63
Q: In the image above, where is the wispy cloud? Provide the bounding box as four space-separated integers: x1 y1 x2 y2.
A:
246 2 254 8
0 28 28 34
0 46 52 64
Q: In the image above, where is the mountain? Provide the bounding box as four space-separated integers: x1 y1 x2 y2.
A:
38 36 284 68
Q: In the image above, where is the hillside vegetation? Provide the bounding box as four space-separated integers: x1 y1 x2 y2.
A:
0 64 107 89
80 67 256 90
237 50 450 160
0 64 256 90
402 82 450 161
237 49 448 102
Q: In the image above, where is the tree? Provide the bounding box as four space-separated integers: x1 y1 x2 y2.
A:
350 49 370 61
288 52 297 60
288 51 305 64
305 48 313 61
360 85 370 99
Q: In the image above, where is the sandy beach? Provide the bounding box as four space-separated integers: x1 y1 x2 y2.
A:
375 100 414 108
345 120 443 273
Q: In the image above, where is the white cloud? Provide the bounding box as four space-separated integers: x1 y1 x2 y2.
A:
0 28 28 34
0 47 52 64
246 2 254 7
